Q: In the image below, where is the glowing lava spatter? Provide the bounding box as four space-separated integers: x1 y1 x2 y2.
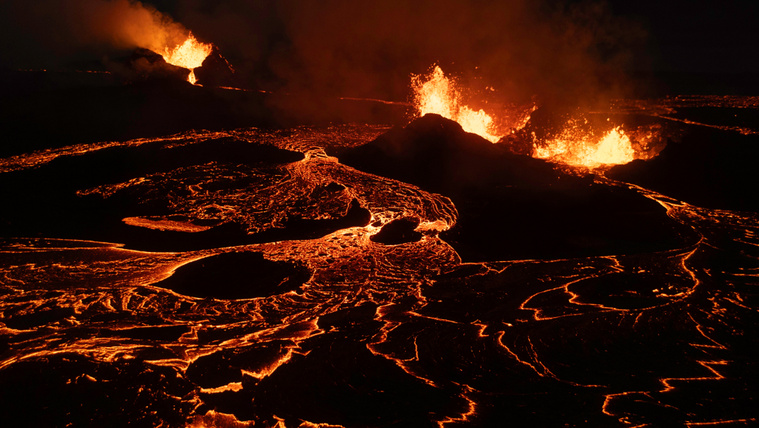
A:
411 66 637 167
412 66 502 143
532 122 635 168
161 33 213 85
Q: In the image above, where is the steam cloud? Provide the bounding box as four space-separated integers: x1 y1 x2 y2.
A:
1 0 646 108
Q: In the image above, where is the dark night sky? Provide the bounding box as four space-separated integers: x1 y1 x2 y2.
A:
1 0 757 100
605 0 759 73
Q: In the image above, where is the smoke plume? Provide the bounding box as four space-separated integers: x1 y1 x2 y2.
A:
175 0 646 107
0 0 192 68
1 0 646 109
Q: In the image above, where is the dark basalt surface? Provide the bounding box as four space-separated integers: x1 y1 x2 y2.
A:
608 125 759 212
105 198 371 253
0 74 271 156
2 84 757 426
0 353 196 428
0 139 372 251
0 68 409 157
122 48 191 82
340 114 693 261
370 217 423 245
245 337 463 427
0 139 303 242
339 113 559 193
153 251 312 299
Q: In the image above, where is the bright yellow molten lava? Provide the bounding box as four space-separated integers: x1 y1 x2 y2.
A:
161 33 213 85
533 125 635 168
411 64 643 168
412 66 501 143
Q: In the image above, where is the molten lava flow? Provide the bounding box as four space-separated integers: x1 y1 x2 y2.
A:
161 33 213 85
412 66 502 143
533 123 635 168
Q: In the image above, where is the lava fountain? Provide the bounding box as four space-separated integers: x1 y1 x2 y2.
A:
533 121 636 168
412 66 502 143
160 33 213 85
412 65 639 168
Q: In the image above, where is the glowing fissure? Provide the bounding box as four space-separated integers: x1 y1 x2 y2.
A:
160 33 213 85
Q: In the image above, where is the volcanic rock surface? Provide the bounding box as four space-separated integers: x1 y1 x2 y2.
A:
609 124 759 212
121 48 191 83
1 94 758 427
0 135 376 252
340 113 692 261
195 46 240 88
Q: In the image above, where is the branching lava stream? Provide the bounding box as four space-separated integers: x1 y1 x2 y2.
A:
0 112 757 426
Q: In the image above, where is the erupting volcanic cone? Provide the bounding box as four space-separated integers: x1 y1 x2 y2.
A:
339 114 691 261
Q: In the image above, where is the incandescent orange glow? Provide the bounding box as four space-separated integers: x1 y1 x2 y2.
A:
533 124 635 168
411 65 642 167
161 33 213 85
412 66 502 143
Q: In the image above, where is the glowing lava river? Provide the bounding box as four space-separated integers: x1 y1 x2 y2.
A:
1 97 758 427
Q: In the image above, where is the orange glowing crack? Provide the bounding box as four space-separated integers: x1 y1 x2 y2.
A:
240 347 307 381
473 321 489 338
495 331 553 378
199 382 244 394
526 337 558 379
602 314 734 425
685 418 759 427
518 279 622 322
658 360 729 394
338 97 413 106
367 305 468 390
518 247 706 323
188 410 256 428
436 384 478 428
298 422 346 428
122 217 214 232
723 296 758 312
688 314 728 351
653 114 759 136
